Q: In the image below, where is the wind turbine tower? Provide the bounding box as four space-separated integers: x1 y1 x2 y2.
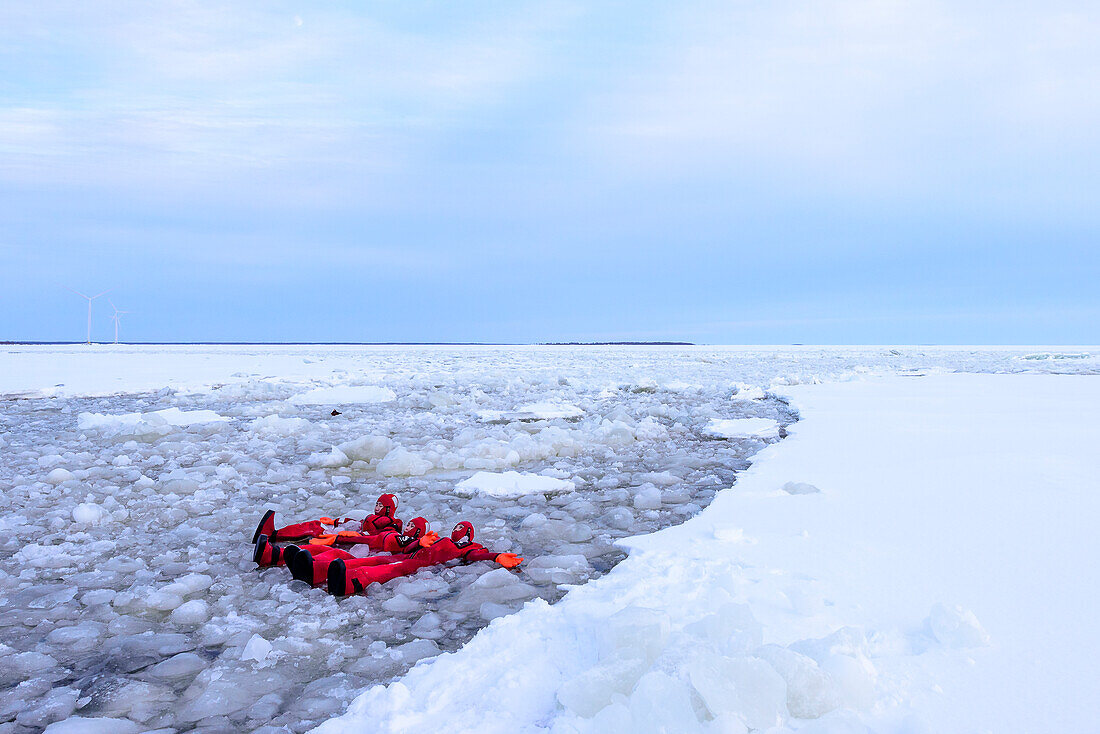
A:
108 300 131 344
67 288 111 344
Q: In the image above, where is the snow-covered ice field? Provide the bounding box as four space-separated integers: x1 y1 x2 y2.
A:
1 345 1097 733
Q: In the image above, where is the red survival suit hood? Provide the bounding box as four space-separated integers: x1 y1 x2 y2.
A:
403 516 429 540
451 521 474 545
375 494 398 517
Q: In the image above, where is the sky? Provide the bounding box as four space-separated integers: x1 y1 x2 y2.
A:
2 0 1098 344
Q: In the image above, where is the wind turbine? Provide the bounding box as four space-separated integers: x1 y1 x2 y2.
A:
67 288 111 344
108 300 130 344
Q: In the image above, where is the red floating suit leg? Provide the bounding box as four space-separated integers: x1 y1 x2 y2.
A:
271 520 328 543
327 557 430 597
253 535 284 567
287 546 357 585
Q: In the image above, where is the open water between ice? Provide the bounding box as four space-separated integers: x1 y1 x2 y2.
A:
1 345 1094 732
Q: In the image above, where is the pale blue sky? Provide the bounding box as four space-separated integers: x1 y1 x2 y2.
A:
2 1 1098 343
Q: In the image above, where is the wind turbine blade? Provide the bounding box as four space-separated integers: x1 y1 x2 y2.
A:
92 289 113 299
66 287 90 299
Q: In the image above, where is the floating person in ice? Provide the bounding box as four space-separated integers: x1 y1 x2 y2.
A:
251 493 403 546
254 515 435 570
323 521 523 597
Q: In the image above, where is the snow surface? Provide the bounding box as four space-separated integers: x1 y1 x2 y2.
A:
1 345 1097 733
703 417 781 439
454 471 577 498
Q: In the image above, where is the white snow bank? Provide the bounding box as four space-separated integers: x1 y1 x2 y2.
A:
703 417 780 439
479 402 585 423
454 471 576 499
289 385 396 405
314 373 1100 734
78 407 228 434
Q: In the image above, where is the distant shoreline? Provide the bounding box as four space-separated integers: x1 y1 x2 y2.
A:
0 341 695 346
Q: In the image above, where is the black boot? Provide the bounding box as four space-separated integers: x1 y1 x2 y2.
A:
252 509 276 544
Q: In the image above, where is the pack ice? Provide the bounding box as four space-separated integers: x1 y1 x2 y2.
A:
1 345 1096 734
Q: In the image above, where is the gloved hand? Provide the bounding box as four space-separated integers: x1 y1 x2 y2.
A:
419 531 440 548
495 553 523 569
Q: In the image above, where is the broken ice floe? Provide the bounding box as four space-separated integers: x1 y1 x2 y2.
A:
703 417 781 439
453 471 576 499
77 408 229 437
477 401 584 423
289 385 397 405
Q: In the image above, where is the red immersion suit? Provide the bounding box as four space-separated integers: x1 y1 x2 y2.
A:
327 521 522 596
251 493 402 545
288 518 433 585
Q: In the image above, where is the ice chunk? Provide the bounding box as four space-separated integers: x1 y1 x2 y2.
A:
454 471 575 499
638 471 681 486
242 634 273 663
289 385 396 405
478 402 584 422
783 481 821 495
818 652 877 710
12 651 58 673
687 652 788 729
524 555 591 585
146 652 208 680
598 607 670 665
927 603 990 648
755 644 840 719
170 599 210 625
394 639 441 665
337 435 394 462
633 485 662 510
47 623 103 650
447 569 538 613
177 667 282 721
308 446 351 469
174 573 214 594
144 589 184 612
45 468 74 484
80 589 117 606
557 653 650 718
15 686 79 730
684 603 763 655
378 447 433 477
382 594 421 614
629 671 706 734
43 717 142 734
250 414 313 435
77 408 228 436
410 612 444 640
704 418 780 439
72 502 107 525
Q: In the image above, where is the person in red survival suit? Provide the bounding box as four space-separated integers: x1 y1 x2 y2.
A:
282 517 438 585
251 493 402 546
326 521 523 597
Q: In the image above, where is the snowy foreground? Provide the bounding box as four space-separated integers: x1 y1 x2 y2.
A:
0 345 1097 734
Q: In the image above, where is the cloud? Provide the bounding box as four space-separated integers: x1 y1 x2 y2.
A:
570 0 1100 216
0 1 580 190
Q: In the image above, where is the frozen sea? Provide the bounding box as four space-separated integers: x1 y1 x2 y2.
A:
0 345 1097 733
